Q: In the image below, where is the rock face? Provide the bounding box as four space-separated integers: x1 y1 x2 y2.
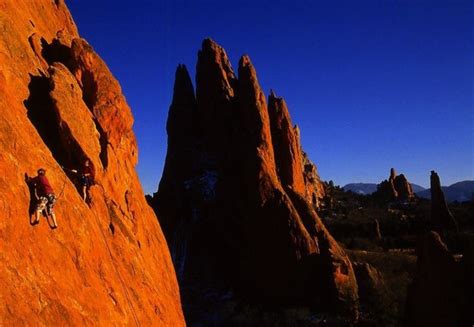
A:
267 92 325 208
405 232 467 327
353 262 384 305
430 170 458 233
268 91 306 196
405 174 472 327
374 168 414 201
150 39 357 320
0 1 184 325
373 219 382 241
303 150 326 207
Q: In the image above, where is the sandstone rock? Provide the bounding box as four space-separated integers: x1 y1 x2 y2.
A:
405 231 463 327
234 57 323 303
149 64 198 280
268 91 306 196
373 219 382 241
48 63 102 167
389 167 396 180
430 170 458 233
393 173 414 200
153 64 196 217
267 98 325 209
195 38 236 160
70 38 135 151
374 168 414 201
151 39 358 321
0 1 184 325
353 262 384 304
291 190 359 317
461 239 474 326
405 173 471 326
302 150 326 207
237 55 279 189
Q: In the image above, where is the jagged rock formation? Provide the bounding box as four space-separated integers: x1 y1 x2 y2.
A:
268 91 306 196
150 39 358 320
374 168 414 201
353 262 384 305
267 92 325 208
430 170 458 233
0 1 184 325
373 219 382 241
405 232 470 327
303 150 326 207
405 172 472 327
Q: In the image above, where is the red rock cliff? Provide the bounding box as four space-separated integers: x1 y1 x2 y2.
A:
0 1 184 325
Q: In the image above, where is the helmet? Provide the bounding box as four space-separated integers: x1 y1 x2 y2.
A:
37 168 46 175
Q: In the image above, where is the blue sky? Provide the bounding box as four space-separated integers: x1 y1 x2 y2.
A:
67 0 473 193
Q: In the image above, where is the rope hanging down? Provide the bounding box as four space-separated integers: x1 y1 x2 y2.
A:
56 169 68 200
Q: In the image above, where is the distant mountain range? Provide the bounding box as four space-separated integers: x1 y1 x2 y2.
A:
342 183 379 195
415 181 474 202
410 184 427 193
343 183 427 195
343 181 474 203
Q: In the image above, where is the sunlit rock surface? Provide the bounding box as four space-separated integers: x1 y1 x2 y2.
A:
0 1 184 325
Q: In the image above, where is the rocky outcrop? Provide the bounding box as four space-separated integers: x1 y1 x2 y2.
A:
374 168 414 201
430 170 458 233
268 92 306 194
150 39 358 321
462 239 474 325
353 262 384 305
373 219 382 241
0 1 184 325
267 92 325 208
405 232 465 327
405 173 472 326
302 150 326 207
151 65 197 261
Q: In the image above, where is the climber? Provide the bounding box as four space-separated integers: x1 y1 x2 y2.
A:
30 168 58 228
68 159 94 202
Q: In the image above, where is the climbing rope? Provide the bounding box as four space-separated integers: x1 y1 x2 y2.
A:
56 168 68 200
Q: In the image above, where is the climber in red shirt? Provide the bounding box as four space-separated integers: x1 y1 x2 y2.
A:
30 168 58 228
